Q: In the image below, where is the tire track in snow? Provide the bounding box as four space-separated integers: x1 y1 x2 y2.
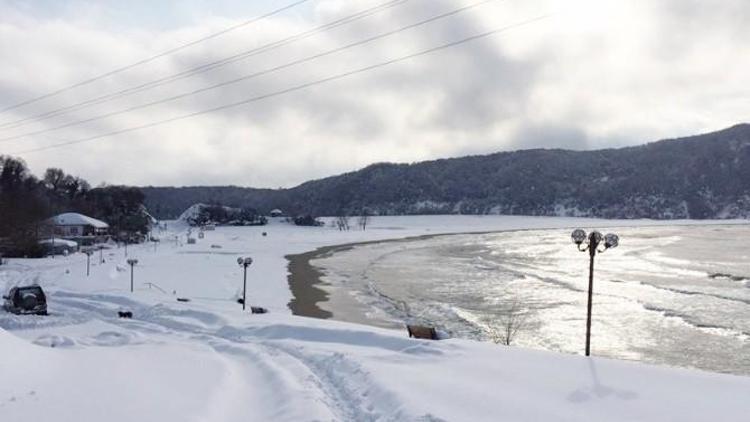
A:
255 341 412 421
201 337 338 421
192 338 334 422
34 293 336 419
33 290 414 421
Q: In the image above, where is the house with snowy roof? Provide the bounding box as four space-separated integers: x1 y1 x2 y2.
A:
45 213 110 244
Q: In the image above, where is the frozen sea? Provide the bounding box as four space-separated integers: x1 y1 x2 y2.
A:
312 224 750 375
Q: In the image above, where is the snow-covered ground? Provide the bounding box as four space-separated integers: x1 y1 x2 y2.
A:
1 216 749 421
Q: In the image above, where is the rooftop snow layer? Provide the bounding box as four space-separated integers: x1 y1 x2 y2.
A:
48 212 109 228
38 238 78 247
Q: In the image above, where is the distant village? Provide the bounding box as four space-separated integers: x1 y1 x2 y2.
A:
0 156 372 261
2 206 288 260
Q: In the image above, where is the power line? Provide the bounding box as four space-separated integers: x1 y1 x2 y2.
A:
12 15 551 155
0 0 497 143
0 0 409 131
0 0 311 116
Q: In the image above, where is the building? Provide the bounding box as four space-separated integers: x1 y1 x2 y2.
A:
38 238 79 255
45 213 109 245
270 209 284 217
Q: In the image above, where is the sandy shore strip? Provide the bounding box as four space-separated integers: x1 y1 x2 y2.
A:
285 245 346 319
286 231 513 320
286 234 440 319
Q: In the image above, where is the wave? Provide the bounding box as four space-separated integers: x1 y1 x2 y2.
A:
636 280 750 306
641 304 750 341
708 272 750 283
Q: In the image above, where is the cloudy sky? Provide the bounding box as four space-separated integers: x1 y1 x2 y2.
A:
0 0 748 187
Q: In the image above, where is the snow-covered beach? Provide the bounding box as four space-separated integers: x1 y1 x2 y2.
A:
2 215 749 421
299 222 750 376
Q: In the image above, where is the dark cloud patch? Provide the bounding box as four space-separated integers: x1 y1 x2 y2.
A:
421 46 539 131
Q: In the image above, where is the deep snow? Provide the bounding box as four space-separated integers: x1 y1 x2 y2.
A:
1 215 749 421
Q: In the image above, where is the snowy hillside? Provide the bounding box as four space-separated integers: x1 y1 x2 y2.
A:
144 124 750 219
1 216 749 421
176 202 207 223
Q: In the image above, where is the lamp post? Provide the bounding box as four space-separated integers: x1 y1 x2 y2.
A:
84 249 93 276
570 229 619 357
126 258 139 293
237 257 253 311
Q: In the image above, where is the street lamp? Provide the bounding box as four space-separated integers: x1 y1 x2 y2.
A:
571 229 619 357
84 249 93 276
126 258 139 292
237 257 253 311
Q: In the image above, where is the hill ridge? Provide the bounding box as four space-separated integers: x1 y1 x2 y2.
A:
142 124 750 219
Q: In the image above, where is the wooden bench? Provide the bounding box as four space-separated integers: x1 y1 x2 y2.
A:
406 324 438 340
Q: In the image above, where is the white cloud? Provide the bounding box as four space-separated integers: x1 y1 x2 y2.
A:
0 0 747 187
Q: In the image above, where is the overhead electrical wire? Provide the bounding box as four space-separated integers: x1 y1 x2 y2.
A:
0 0 498 143
0 0 410 131
12 14 551 155
0 0 312 116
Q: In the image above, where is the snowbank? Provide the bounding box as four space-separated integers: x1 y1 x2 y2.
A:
0 215 748 421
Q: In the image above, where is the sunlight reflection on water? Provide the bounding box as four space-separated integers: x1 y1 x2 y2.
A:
314 225 750 375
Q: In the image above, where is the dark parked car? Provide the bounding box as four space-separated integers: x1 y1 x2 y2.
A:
3 285 48 315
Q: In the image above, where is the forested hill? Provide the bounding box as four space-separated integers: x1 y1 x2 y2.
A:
142 124 750 219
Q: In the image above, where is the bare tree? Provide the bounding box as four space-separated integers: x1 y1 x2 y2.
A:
357 211 370 230
484 299 529 346
335 216 350 231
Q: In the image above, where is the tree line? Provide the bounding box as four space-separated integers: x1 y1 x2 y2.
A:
0 155 150 257
183 204 267 226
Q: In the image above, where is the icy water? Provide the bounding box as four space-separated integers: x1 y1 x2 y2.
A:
312 224 750 375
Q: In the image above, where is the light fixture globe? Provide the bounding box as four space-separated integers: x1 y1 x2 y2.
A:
571 229 587 245
238 257 253 266
604 233 619 249
237 257 244 266
590 231 603 244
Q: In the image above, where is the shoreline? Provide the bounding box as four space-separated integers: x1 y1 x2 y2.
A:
286 231 492 319
285 227 576 320
285 221 750 321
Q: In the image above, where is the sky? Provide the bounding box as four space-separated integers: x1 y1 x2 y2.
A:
0 0 748 188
